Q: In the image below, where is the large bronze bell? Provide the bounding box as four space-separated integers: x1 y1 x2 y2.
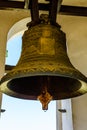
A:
0 14 87 110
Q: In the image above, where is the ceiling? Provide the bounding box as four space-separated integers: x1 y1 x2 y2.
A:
0 0 87 77
62 0 87 6
0 0 87 16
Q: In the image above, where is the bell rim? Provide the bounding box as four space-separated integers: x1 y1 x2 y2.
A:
0 78 87 100
0 66 87 100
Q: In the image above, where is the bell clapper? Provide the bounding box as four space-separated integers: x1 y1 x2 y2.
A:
37 77 53 110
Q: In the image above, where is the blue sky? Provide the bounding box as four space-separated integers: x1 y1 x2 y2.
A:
1 35 56 130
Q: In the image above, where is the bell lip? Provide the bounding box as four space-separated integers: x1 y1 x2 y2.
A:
0 79 38 100
0 65 87 100
0 78 87 100
0 68 87 100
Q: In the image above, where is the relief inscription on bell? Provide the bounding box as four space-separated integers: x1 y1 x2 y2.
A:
39 37 55 55
39 30 55 55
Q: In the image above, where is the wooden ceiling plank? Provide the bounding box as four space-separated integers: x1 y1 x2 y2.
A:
60 5 87 17
0 1 25 9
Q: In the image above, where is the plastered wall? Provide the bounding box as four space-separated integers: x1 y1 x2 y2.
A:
0 25 7 115
72 94 87 130
0 8 29 116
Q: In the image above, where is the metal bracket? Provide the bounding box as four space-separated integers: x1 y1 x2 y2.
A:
58 109 67 113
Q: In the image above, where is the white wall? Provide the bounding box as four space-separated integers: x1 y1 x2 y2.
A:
72 94 87 130
0 24 7 116
0 8 30 116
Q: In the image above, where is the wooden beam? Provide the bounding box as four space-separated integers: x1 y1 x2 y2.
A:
60 5 87 17
0 1 87 16
38 4 87 17
5 65 14 73
0 1 24 9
